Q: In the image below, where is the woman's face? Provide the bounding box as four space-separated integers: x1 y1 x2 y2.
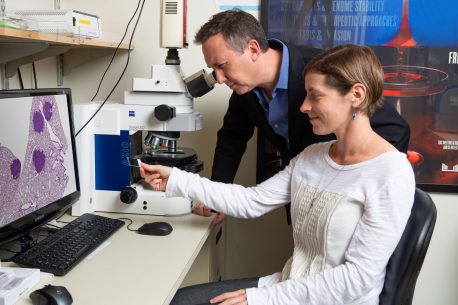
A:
300 72 353 136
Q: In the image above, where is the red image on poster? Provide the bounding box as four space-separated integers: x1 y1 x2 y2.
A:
262 0 458 192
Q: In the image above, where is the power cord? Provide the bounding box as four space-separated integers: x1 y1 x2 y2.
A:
89 0 143 103
0 228 43 261
45 223 63 230
75 0 146 137
0 245 20 255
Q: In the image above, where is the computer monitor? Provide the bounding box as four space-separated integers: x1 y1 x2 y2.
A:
0 88 80 252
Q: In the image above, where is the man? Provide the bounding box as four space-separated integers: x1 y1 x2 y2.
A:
193 10 410 224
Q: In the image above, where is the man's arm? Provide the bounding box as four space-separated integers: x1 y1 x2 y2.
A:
370 101 411 153
211 93 257 183
192 93 257 222
194 93 257 224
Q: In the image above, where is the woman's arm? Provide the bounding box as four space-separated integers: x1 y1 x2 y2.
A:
140 154 301 218
165 163 292 219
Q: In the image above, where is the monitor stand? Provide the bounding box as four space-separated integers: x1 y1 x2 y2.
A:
0 226 59 261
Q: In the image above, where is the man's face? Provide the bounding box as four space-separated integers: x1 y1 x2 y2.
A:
202 33 257 95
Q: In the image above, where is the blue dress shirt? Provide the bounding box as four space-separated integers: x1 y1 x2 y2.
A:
253 40 289 142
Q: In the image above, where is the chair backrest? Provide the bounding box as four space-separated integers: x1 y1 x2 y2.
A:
379 188 437 305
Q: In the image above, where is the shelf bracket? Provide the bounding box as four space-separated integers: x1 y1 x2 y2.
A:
0 64 8 89
54 0 62 84
0 42 48 89
1 0 5 17
0 42 49 65
63 48 122 76
5 44 71 78
56 54 64 86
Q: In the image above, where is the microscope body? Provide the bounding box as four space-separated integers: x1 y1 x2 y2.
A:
73 65 204 216
72 0 215 216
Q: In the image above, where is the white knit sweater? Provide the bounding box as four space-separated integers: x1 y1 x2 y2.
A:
166 141 415 305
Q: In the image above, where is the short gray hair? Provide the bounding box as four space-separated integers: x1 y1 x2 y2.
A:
194 9 269 54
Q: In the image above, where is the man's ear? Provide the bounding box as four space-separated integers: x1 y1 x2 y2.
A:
246 39 262 61
351 83 367 108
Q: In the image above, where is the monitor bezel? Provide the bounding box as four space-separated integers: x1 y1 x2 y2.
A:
0 88 80 246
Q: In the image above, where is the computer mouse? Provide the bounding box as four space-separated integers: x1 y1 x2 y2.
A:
29 284 73 305
137 221 173 236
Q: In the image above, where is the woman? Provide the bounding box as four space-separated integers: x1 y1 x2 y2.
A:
140 44 415 305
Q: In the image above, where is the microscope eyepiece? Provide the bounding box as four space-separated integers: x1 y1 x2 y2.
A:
184 69 217 98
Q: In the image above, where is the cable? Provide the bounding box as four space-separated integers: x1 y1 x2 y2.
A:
17 67 24 89
48 208 74 224
75 0 145 137
0 246 20 254
90 0 143 102
32 62 38 89
45 223 63 230
0 230 40 261
117 217 136 231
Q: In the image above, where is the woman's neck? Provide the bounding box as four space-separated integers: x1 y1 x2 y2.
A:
330 119 380 165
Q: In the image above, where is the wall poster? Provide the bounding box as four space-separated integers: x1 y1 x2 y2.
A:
261 0 458 193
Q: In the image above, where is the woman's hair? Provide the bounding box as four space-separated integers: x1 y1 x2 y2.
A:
194 9 269 54
303 44 384 117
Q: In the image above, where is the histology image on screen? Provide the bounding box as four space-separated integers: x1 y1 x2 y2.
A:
0 95 77 226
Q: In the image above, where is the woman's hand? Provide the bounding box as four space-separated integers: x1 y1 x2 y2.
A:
139 162 173 191
210 289 248 305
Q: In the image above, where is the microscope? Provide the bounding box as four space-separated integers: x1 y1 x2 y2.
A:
72 0 216 216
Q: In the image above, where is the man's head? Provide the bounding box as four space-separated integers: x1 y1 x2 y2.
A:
195 9 268 53
194 10 270 95
303 44 384 117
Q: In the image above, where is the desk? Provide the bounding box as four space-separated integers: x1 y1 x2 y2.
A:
7 212 216 305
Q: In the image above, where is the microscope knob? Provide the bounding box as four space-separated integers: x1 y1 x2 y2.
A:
154 105 176 121
120 186 138 204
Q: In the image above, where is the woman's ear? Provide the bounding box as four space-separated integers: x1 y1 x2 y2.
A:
351 83 367 108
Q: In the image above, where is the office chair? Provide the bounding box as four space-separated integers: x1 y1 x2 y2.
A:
379 187 437 305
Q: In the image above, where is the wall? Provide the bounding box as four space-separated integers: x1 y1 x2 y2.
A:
4 0 458 304
5 0 291 283
413 192 458 305
5 0 238 182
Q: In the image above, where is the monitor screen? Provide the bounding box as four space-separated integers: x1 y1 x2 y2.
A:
0 88 80 246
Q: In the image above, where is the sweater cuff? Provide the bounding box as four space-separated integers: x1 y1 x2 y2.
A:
246 287 266 305
165 167 185 197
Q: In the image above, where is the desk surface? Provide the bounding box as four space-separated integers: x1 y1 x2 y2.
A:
7 212 214 305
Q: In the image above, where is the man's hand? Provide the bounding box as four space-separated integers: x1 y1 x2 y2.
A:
139 162 172 191
193 203 226 225
210 289 247 305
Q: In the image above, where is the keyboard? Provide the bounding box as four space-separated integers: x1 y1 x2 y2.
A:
13 213 125 276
